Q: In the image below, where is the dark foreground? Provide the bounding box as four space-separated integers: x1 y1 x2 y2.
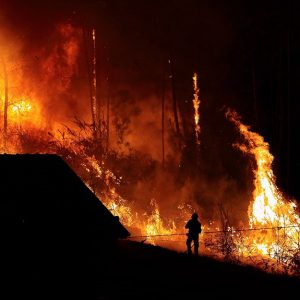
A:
2 155 298 298
4 239 300 300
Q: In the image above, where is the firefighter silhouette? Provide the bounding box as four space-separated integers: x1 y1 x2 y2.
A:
185 213 202 255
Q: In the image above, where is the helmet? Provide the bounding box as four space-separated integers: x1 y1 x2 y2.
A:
192 213 198 220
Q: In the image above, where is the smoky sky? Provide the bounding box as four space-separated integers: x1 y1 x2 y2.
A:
1 0 300 199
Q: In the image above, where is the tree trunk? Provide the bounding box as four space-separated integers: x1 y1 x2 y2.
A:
161 69 165 168
1 56 8 151
106 85 110 153
82 27 96 128
92 28 98 134
169 54 180 137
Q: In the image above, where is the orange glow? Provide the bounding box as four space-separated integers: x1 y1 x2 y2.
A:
8 99 42 127
227 109 300 262
0 23 193 242
144 199 177 244
0 95 43 142
11 100 32 114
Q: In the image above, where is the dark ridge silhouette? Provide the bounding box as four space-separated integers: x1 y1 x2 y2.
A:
107 240 300 299
0 154 129 238
0 154 129 297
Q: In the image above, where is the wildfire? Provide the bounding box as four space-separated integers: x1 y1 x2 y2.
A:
227 109 300 259
82 155 183 238
10 100 32 115
192 72 201 145
4 15 300 274
7 98 42 128
144 199 177 241
104 187 135 227
1 22 191 243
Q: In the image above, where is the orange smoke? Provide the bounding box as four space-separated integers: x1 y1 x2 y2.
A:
41 23 80 94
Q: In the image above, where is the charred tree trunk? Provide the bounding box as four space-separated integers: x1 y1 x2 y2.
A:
161 70 165 168
1 56 8 151
106 81 110 153
169 54 180 138
82 27 96 129
92 28 98 135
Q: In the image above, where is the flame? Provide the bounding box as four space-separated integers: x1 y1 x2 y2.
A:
81 155 179 236
192 72 201 145
0 23 192 242
0 22 82 138
0 96 43 147
8 99 42 130
10 100 32 114
104 187 135 227
91 28 97 125
227 109 300 259
144 199 177 241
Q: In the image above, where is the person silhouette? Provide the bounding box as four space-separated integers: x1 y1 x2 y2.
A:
185 213 202 256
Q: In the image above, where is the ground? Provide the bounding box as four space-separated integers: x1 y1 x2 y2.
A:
6 239 300 299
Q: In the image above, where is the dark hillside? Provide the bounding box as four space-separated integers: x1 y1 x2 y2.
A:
9 239 299 299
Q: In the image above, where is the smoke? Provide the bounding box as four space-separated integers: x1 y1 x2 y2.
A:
31 22 84 124
106 90 253 229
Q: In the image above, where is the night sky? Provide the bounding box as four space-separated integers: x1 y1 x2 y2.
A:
1 0 300 199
